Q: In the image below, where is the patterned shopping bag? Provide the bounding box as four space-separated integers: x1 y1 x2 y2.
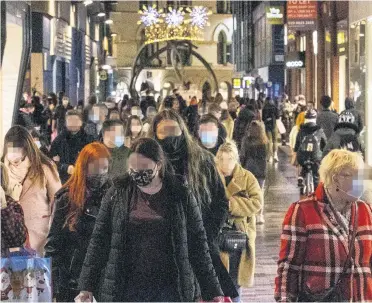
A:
1 255 52 302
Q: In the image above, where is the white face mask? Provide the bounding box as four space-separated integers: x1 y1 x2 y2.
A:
62 100 69 107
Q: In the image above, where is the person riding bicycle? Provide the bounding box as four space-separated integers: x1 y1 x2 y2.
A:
294 110 327 192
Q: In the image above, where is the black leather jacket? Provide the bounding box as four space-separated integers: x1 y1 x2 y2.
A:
44 181 111 299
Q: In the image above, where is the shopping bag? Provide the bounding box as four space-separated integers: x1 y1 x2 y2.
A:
276 119 286 135
1 254 52 302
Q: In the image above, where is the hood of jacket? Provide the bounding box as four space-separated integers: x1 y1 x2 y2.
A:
334 126 357 136
237 107 255 121
334 121 359 133
299 123 320 134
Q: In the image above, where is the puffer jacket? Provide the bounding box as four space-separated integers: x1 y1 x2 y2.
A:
44 181 111 300
322 122 362 158
78 173 224 302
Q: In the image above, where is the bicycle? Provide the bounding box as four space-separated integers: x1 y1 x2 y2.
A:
300 160 315 196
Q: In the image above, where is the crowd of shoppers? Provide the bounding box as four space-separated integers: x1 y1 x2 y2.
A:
2 88 370 302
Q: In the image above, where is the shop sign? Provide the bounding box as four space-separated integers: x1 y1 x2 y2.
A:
287 1 317 31
232 78 242 89
285 51 306 69
266 6 284 25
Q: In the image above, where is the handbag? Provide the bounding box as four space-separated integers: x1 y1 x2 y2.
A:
219 224 249 253
1 196 28 249
298 205 358 302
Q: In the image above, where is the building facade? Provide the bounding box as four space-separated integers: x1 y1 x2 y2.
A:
349 2 372 166
26 0 109 105
107 0 234 101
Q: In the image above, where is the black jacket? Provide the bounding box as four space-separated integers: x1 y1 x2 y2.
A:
78 173 223 302
167 149 237 298
17 111 35 130
322 123 362 158
186 105 200 137
233 107 256 149
262 103 279 132
50 129 95 184
340 108 363 134
294 123 327 163
44 182 111 300
54 104 73 133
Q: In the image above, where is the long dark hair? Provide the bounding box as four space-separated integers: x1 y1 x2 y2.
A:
148 109 213 204
130 138 166 178
125 115 143 138
2 125 59 185
243 121 268 145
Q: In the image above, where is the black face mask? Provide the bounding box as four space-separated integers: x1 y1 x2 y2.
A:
129 167 156 187
157 135 185 154
86 173 108 192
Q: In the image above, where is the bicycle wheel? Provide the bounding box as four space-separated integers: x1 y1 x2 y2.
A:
305 171 314 195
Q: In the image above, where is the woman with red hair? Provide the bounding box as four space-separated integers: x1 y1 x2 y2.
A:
44 142 111 302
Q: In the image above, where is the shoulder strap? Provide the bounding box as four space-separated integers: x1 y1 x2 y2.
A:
336 202 358 285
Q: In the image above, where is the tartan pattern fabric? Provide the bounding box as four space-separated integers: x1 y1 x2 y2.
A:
1 196 27 249
275 184 372 302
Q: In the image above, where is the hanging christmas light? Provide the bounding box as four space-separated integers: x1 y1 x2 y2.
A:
165 7 185 27
138 5 162 27
188 6 211 28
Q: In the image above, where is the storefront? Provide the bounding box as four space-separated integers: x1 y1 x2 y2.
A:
349 3 372 166
0 1 31 144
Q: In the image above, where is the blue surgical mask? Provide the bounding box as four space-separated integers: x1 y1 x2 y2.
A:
200 132 218 146
114 136 124 147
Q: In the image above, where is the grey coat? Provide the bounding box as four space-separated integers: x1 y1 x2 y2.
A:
316 109 338 139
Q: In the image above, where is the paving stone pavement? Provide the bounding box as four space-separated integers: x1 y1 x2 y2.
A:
241 147 300 302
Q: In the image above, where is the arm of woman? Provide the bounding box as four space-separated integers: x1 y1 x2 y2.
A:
205 161 229 240
227 172 262 218
275 203 307 302
78 187 114 292
44 165 62 214
44 193 70 295
185 191 224 300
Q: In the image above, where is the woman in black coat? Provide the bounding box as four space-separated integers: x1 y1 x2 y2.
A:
76 138 224 302
44 142 111 302
148 109 238 300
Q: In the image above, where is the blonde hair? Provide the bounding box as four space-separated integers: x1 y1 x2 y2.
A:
216 140 240 163
319 149 364 188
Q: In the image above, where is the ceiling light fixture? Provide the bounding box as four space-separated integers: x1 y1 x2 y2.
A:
97 12 106 17
105 19 113 24
84 0 93 6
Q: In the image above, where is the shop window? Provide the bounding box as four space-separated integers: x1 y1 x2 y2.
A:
217 31 227 65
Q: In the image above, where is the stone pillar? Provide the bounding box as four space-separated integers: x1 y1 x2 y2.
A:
317 3 326 108
305 32 314 102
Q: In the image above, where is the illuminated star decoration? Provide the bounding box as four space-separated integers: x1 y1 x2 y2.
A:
189 6 210 28
165 7 185 26
139 5 162 27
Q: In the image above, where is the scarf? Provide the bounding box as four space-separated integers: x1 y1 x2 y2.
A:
5 157 31 201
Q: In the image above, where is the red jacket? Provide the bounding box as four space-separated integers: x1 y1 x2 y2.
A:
275 184 372 302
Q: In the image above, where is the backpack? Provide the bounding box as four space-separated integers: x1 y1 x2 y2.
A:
339 133 361 152
297 131 321 165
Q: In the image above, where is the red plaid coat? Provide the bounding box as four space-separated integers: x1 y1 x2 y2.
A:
275 184 372 302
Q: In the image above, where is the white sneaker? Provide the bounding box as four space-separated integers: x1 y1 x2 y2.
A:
256 214 265 224
268 157 273 163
